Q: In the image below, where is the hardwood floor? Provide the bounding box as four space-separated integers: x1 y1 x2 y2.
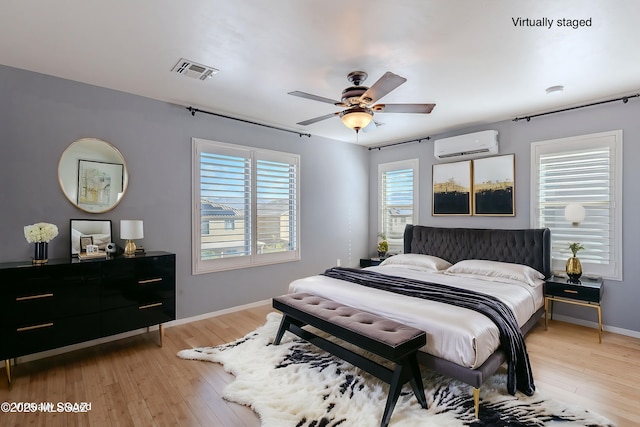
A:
1 303 638 426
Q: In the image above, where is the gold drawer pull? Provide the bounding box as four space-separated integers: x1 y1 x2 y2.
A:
16 293 54 301
563 289 579 294
17 322 54 332
139 302 163 310
138 278 162 285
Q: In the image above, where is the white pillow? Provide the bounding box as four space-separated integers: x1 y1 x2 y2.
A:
379 254 452 271
444 259 544 287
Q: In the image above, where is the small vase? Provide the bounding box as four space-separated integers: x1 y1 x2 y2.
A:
33 242 48 265
378 251 387 258
566 256 582 283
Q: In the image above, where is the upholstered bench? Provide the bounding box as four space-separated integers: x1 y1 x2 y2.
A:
272 293 427 427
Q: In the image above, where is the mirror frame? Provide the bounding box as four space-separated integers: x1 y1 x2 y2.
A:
70 219 113 257
58 138 129 213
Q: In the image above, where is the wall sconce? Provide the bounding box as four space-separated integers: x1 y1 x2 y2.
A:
121 220 144 257
564 203 586 226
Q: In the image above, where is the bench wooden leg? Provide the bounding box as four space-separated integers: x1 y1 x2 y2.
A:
381 364 404 427
381 355 426 427
407 355 427 409
274 315 293 345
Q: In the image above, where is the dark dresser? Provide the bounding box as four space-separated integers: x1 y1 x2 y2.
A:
0 251 175 383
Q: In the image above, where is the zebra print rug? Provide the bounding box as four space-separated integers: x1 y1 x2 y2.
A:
178 312 613 427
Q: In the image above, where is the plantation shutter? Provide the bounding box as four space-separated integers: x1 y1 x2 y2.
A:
531 131 622 280
193 139 300 274
256 157 298 255
379 159 418 254
199 150 251 260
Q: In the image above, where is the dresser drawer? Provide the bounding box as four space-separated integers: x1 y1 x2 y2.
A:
545 280 601 303
0 264 101 322
2 283 100 323
101 255 175 309
0 313 101 360
101 298 175 336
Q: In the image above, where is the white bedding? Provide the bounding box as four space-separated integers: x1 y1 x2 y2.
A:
288 265 544 369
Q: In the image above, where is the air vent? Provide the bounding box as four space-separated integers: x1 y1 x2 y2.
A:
171 58 219 81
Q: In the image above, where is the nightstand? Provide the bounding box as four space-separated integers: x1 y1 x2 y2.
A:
360 258 386 268
544 275 604 343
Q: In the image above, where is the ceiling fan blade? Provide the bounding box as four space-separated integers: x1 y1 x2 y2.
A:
288 91 341 105
373 103 436 114
360 72 407 104
297 112 339 126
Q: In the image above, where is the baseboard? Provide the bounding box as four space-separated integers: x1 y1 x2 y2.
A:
166 299 271 327
10 299 272 364
551 314 640 339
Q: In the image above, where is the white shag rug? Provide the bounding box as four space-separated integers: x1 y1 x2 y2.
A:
178 312 614 427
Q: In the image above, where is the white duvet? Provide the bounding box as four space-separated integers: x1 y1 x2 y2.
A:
288 265 543 369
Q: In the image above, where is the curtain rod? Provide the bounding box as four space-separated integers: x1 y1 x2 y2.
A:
186 106 312 138
513 93 640 122
367 136 431 151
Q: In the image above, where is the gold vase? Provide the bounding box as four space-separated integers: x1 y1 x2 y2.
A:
566 256 582 283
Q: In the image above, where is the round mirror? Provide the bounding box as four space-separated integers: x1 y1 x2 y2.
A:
58 138 129 213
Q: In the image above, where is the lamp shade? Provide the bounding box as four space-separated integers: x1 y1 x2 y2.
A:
564 203 586 225
340 107 373 130
120 220 144 239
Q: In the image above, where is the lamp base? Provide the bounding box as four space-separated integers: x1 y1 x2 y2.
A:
124 240 137 257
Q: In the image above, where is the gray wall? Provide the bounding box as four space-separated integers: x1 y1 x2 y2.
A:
0 65 369 319
3 63 638 335
368 99 640 335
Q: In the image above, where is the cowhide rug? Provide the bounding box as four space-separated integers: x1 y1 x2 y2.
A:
178 312 613 427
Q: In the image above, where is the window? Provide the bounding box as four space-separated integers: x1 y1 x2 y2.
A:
192 138 300 273
530 130 622 280
378 159 419 254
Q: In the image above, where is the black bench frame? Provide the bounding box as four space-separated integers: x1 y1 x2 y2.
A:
273 297 427 427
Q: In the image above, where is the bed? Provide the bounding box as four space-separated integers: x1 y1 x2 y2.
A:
288 224 551 416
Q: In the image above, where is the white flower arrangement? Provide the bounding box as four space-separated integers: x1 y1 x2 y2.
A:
24 222 59 243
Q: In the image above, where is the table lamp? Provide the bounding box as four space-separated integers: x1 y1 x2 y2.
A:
121 220 143 257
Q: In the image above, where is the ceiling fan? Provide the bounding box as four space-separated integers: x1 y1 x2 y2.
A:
289 70 435 133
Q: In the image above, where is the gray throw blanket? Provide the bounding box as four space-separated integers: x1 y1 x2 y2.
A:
321 267 535 396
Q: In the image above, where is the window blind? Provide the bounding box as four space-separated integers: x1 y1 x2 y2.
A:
256 159 297 254
379 160 418 254
193 139 300 273
531 130 622 280
538 148 612 264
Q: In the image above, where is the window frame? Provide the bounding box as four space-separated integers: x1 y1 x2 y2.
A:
192 138 300 274
530 130 623 280
378 159 419 254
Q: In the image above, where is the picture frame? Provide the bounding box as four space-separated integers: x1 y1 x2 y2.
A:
70 219 113 257
432 160 472 215
472 154 515 216
79 236 94 253
77 159 124 211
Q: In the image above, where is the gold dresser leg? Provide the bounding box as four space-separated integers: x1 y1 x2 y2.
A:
597 305 603 343
473 387 480 419
158 324 164 347
5 359 11 385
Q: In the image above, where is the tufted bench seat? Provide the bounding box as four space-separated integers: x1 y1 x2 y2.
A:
273 293 427 427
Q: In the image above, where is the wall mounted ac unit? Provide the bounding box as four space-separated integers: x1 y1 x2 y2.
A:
434 130 499 160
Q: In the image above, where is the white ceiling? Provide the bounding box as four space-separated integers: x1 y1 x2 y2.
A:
2 1 640 146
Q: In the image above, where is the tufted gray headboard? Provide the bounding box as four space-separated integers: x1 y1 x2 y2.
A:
403 225 551 278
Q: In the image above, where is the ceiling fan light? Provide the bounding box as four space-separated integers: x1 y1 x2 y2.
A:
340 107 373 131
